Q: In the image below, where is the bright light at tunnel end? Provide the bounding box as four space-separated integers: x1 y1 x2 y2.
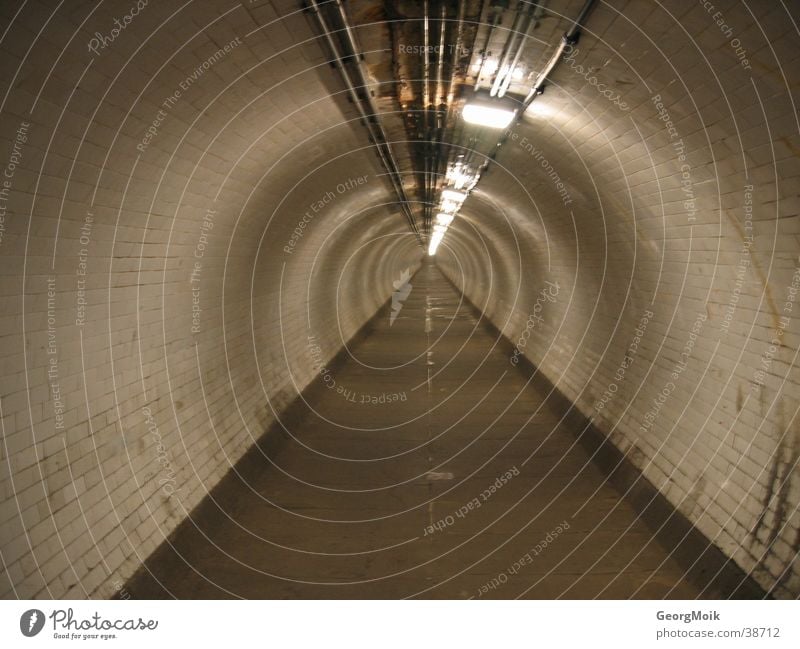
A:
462 103 516 128
428 230 444 256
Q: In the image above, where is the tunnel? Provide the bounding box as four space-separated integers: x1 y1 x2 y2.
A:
0 0 798 601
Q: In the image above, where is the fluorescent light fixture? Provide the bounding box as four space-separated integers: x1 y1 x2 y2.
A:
435 212 454 226
446 164 473 190
472 59 499 76
441 189 467 203
491 65 525 98
440 199 460 214
499 64 524 81
463 102 516 129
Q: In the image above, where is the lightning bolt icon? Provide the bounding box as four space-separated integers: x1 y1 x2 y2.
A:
28 611 37 632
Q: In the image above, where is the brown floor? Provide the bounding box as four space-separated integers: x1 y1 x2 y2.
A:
126 262 761 599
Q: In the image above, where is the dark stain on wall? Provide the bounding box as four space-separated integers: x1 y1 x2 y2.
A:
751 399 799 582
750 409 782 549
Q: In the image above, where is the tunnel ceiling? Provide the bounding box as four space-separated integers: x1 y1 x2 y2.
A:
0 0 799 600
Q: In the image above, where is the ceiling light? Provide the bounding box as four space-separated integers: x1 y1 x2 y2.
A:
440 199 460 214
441 189 467 203
526 101 555 118
428 230 445 256
474 59 498 76
462 102 516 128
435 212 454 226
433 224 448 233
446 164 474 190
492 65 525 97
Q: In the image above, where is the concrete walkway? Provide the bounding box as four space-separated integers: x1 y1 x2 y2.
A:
126 263 754 599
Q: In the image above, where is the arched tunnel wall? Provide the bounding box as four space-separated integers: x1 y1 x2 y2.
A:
0 0 798 600
0 3 420 598
436 2 800 597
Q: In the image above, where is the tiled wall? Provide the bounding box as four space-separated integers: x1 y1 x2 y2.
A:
0 1 421 598
437 0 800 598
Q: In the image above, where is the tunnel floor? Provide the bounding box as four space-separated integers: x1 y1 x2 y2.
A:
126 263 750 599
